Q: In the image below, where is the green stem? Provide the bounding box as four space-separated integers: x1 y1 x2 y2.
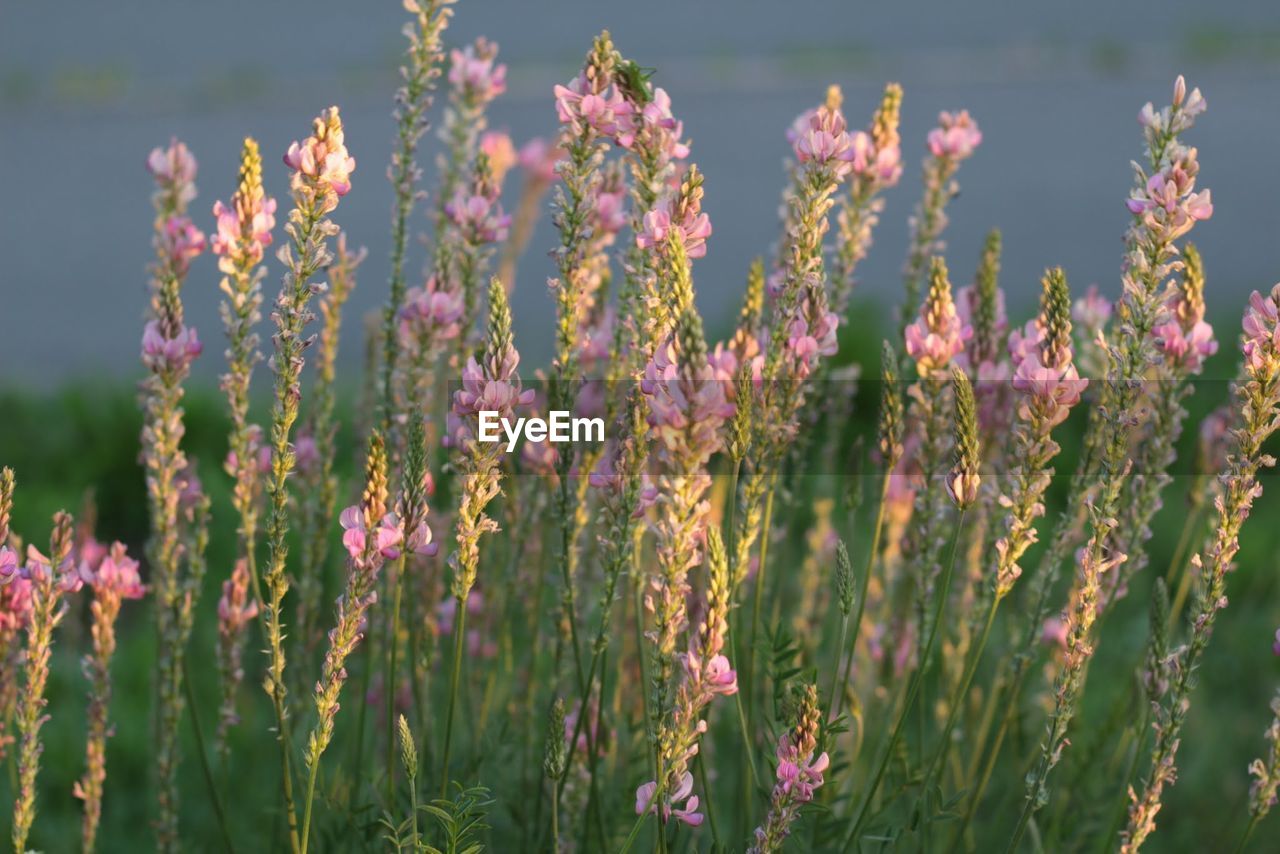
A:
695 739 721 849
835 473 890 722
916 595 1000 812
1096 708 1150 854
183 661 236 854
386 553 407 805
1234 814 1260 854
841 509 968 851
746 477 778 723
439 596 468 797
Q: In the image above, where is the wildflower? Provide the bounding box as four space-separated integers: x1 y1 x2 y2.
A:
479 130 516 184
1247 690 1280 825
449 38 506 105
284 107 356 200
399 275 465 348
635 772 703 827
749 684 829 852
12 512 75 853
791 104 857 177
147 139 198 209
905 257 972 375
927 109 983 159
636 197 712 259
211 141 276 275
142 320 203 374
445 188 511 244
339 506 405 565
74 542 144 852
160 216 206 275
518 136 562 184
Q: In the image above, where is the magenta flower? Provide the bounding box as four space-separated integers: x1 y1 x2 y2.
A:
785 304 839 379
91 543 146 600
211 196 275 269
1242 284 1280 376
142 320 203 374
1012 349 1088 429
791 105 856 177
927 110 983 159
684 651 738 696
283 108 356 197
517 137 562 184
636 202 712 259
635 771 704 827
147 139 198 206
594 186 629 236
339 506 404 567
615 87 690 160
217 559 258 632
850 127 903 185
161 216 206 276
554 75 633 139
1154 315 1216 372
445 191 511 244
1125 163 1213 239
643 338 734 462
776 748 830 802
0 547 32 632
399 276 465 346
904 277 972 375
449 38 507 105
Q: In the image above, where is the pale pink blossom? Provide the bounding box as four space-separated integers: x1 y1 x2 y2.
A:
217 559 258 632
517 137 562 184
445 192 511 244
142 320 203 373
1243 283 1280 375
449 38 507 104
636 202 712 259
283 109 356 197
339 506 404 567
479 131 517 185
554 75 633 139
927 110 983 159
635 771 704 827
791 106 856 177
399 276 465 345
91 543 146 600
161 216 206 275
146 139 198 206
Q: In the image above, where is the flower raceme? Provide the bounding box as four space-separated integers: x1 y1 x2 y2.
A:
905 257 972 375
927 109 983 159
283 108 356 200
449 37 507 105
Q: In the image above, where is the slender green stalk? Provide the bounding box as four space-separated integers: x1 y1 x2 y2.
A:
183 662 236 854
842 510 968 851
439 599 468 798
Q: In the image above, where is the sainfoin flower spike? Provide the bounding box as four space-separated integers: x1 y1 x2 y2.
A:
905 256 972 376
74 542 145 853
749 683 829 853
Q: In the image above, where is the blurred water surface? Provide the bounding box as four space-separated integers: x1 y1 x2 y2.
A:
4 0 1280 382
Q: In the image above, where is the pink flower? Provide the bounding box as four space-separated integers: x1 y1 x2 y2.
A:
92 542 146 600
776 748 830 802
595 187 629 235
1125 165 1212 239
294 434 320 475
284 108 356 197
217 559 259 632
1242 284 1280 376
616 87 689 160
517 137 563 184
791 106 856 177
786 305 838 379
449 39 507 104
927 110 982 159
1154 316 1216 372
147 139 198 206
161 216 206 275
850 129 903 185
340 506 404 566
904 298 971 376
1041 617 1069 651
643 338 734 462
1072 285 1112 331
554 75 633 139
399 276 465 346
479 131 517 186
1012 347 1089 428
636 204 712 259
0 548 32 632
635 771 703 827
142 320 203 373
445 192 511 244
211 195 276 268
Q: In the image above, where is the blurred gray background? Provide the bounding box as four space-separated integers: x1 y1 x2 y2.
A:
4 0 1280 384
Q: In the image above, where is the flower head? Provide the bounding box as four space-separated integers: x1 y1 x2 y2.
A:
904 257 972 375
635 771 703 827
211 138 277 272
147 138 198 209
517 137 562 184
161 216 206 276
217 559 258 633
284 107 356 199
927 110 982 159
1243 283 1280 377
92 542 146 600
449 38 507 105
142 320 203 374
791 104 856 177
